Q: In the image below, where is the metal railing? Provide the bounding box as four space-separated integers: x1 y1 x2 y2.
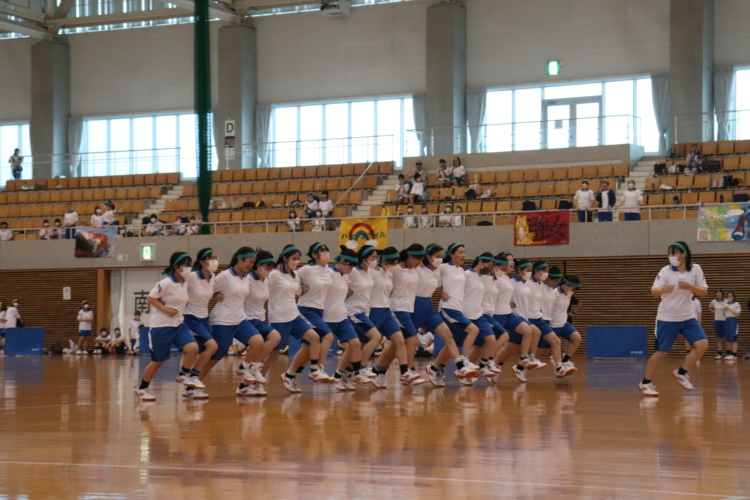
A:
673 109 750 143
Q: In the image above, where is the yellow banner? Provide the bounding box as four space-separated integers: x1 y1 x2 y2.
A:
339 218 388 251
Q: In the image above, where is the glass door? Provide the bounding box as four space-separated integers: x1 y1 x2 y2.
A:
543 97 602 148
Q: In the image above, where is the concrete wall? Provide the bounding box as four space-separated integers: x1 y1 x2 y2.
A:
0 38 34 122
715 0 750 66
0 219 745 271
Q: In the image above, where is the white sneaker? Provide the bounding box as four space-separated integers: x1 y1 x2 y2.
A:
639 382 659 397
425 365 445 387
512 365 527 383
673 369 694 390
281 373 301 393
353 372 371 385
459 376 475 386
250 362 268 383
360 366 377 378
478 366 495 377
454 366 477 379
183 387 209 399
249 383 267 397
343 372 356 390
76 350 83 355
93 349 102 355
487 360 502 374
82 350 89 355
308 368 333 383
183 375 205 389
175 374 190 384
373 373 387 389
333 377 348 392
563 361 577 375
235 362 247 376
725 354 737 361
519 357 539 369
530 358 546 370
462 357 480 372
715 354 723 360
135 388 156 401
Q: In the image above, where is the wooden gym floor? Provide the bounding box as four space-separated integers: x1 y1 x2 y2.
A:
0 354 748 499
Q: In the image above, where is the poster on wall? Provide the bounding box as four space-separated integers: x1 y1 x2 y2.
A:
123 269 163 328
74 227 116 257
514 211 570 246
697 204 750 242
339 218 388 251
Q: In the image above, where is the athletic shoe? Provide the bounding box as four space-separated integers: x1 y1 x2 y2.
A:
235 362 247 376
462 358 480 372
76 350 83 355
478 366 495 377
519 357 539 369
531 359 546 370
715 353 723 360
725 354 737 361
555 366 565 378
135 388 156 401
308 369 333 383
333 377 348 392
459 376 475 386
281 373 301 393
83 350 89 355
183 375 205 389
343 372 356 391
400 372 425 386
487 360 502 374
183 387 209 399
639 382 659 397
372 374 387 389
175 374 190 385
561 361 577 377
93 349 102 355
249 383 267 397
353 372 372 385
244 365 267 384
454 366 478 379
360 366 377 378
673 369 694 390
402 370 422 383
235 385 252 397
512 365 527 383
425 365 445 387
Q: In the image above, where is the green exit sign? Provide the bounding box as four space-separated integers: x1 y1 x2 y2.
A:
140 243 155 261
547 60 561 76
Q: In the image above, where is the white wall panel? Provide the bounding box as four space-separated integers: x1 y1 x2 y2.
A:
715 0 750 67
0 38 33 122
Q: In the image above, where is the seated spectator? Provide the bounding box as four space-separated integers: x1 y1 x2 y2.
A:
304 192 318 218
188 216 201 235
318 191 333 217
287 210 301 232
394 174 411 207
418 205 433 228
90 206 105 228
145 215 164 236
437 159 453 188
685 143 703 172
407 173 426 205
172 215 187 235
93 327 111 354
39 220 53 240
403 205 418 228
438 205 454 227
411 160 427 184
452 205 465 227
311 210 326 232
683 165 697 176
51 219 63 239
106 328 128 354
102 200 117 226
416 326 434 357
0 221 13 241
451 157 466 186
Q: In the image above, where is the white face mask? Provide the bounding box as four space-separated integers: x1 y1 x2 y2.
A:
83 305 89 310
43 223 49 227
669 255 682 267
179 267 191 279
407 209 414 214
206 259 219 273
367 260 378 269
257 266 270 279
539 271 549 281
12 302 18 307
150 218 157 223
522 271 532 281
431 257 443 267
95 210 101 215
628 183 635 190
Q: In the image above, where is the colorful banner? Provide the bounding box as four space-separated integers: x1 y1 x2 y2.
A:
697 203 750 241
74 226 116 257
339 218 388 251
514 211 570 246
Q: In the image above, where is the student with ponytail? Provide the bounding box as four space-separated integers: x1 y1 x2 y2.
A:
344 245 380 377
135 252 202 401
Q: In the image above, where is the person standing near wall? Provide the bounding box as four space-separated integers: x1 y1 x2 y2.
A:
76 300 94 355
5 299 21 329
64 203 79 239
8 149 22 180
709 289 727 359
595 180 616 222
573 180 595 223
617 180 643 221
722 291 740 361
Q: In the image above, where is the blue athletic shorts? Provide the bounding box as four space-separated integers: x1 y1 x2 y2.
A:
441 308 473 330
79 330 91 337
724 317 739 343
654 318 707 352
249 318 276 338
211 320 261 361
272 316 313 350
495 313 528 345
369 308 402 339
184 314 212 341
327 318 359 342
351 312 377 340
714 320 726 339
298 306 333 337
412 297 446 332
552 323 577 340
148 324 195 362
471 315 497 347
393 311 418 339
483 314 506 337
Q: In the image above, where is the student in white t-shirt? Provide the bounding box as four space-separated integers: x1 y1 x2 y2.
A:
709 289 727 359
406 173 426 205
403 205 418 228
126 310 143 354
616 180 643 221
450 157 466 186
318 191 334 217
93 327 110 354
90 206 105 228
640 242 708 397
0 221 13 241
63 203 79 239
722 291 741 361
573 180 596 223
76 300 94 354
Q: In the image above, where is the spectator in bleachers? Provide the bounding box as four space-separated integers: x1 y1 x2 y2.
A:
312 210 326 232
39 220 53 240
145 215 164 236
0 221 13 241
8 148 23 180
450 157 466 186
686 143 703 173
188 216 201 235
63 203 79 239
437 159 452 188
418 205 433 228
90 206 105 227
318 191 333 217
411 160 427 183
438 205 454 227
304 193 319 218
573 180 595 223
102 200 117 226
406 173 426 205
595 180 616 222
616 180 643 221
172 215 187 235
394 174 410 207
52 219 63 239
287 210 301 232
403 205 418 228
452 205 465 227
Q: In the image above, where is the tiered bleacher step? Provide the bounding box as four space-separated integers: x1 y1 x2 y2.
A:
351 173 400 218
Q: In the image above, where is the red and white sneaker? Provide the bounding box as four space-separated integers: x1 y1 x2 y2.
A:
281 373 301 393
308 368 333 383
135 388 156 401
673 369 694 390
639 382 659 396
487 360 502 374
512 365 527 383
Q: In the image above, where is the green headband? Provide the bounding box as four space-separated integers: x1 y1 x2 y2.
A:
408 250 426 257
549 272 563 279
477 255 494 262
162 253 190 275
495 259 509 266
281 246 300 257
381 252 400 260
446 243 463 255
425 244 437 254
237 252 256 259
361 246 376 259
671 242 687 253
312 242 326 254
339 253 358 264
533 262 549 271
564 279 581 288
256 257 274 266
517 261 532 269
200 248 214 260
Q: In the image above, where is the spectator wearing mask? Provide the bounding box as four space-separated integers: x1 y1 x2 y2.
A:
304 193 319 219
407 173 426 205
102 201 117 226
145 216 164 236
451 157 466 186
90 206 105 227
685 143 703 173
5 299 21 329
595 180 616 222
418 205 433 228
172 215 187 235
39 220 53 240
452 205 465 227
51 219 63 239
64 203 79 239
616 180 643 221
437 159 453 188
312 210 326 232
394 174 411 208
573 180 596 223
318 191 333 217
403 205 418 228
188 216 201 235
287 210 301 232
439 205 455 227
0 221 13 241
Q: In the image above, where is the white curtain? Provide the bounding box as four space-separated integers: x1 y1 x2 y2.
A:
651 73 670 154
714 66 736 142
67 117 83 177
109 270 122 334
412 93 427 155
466 88 487 154
255 104 272 168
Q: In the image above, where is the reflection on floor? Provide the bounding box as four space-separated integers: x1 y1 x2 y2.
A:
0 355 748 499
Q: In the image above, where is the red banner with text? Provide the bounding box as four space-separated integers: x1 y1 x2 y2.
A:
514 211 570 246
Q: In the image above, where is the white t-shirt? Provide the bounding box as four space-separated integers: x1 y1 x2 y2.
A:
418 214 433 228
452 214 464 227
210 267 250 326
725 301 741 319
481 275 498 316
416 265 440 298
574 189 596 210
5 307 21 328
525 278 544 320
9 154 22 170
438 262 465 311
64 211 79 226
710 299 726 321
77 309 94 331
287 217 300 231
103 209 116 225
621 189 643 213
652 263 708 322
370 267 394 308
128 318 141 342
323 267 349 323
438 212 453 227
410 181 425 196
148 275 189 328
540 283 557 321
145 221 163 235
39 227 53 239
551 286 573 328
318 199 333 215
452 164 466 179
389 265 419 313
403 214 417 228
511 277 531 321
599 189 614 211
267 269 302 323
0 229 12 241
305 199 319 213
185 269 215 318
494 273 515 316
90 213 104 227
296 264 333 309
244 270 269 322
462 268 485 320
418 331 434 348
344 266 374 316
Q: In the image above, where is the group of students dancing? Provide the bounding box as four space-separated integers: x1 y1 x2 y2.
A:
134 242 584 401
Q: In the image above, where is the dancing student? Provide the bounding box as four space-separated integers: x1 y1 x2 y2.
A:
535 266 563 360
181 247 220 399
135 252 202 401
549 275 582 375
292 242 335 383
709 289 727 359
76 300 94 355
640 241 708 396
493 258 541 383
437 244 481 358
722 291 740 361
327 248 370 391
271 244 325 393
411 244 476 387
344 245 379 376
479 256 506 375
240 250 283 396
375 244 426 386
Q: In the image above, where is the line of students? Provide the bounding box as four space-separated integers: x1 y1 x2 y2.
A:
135 243 584 401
